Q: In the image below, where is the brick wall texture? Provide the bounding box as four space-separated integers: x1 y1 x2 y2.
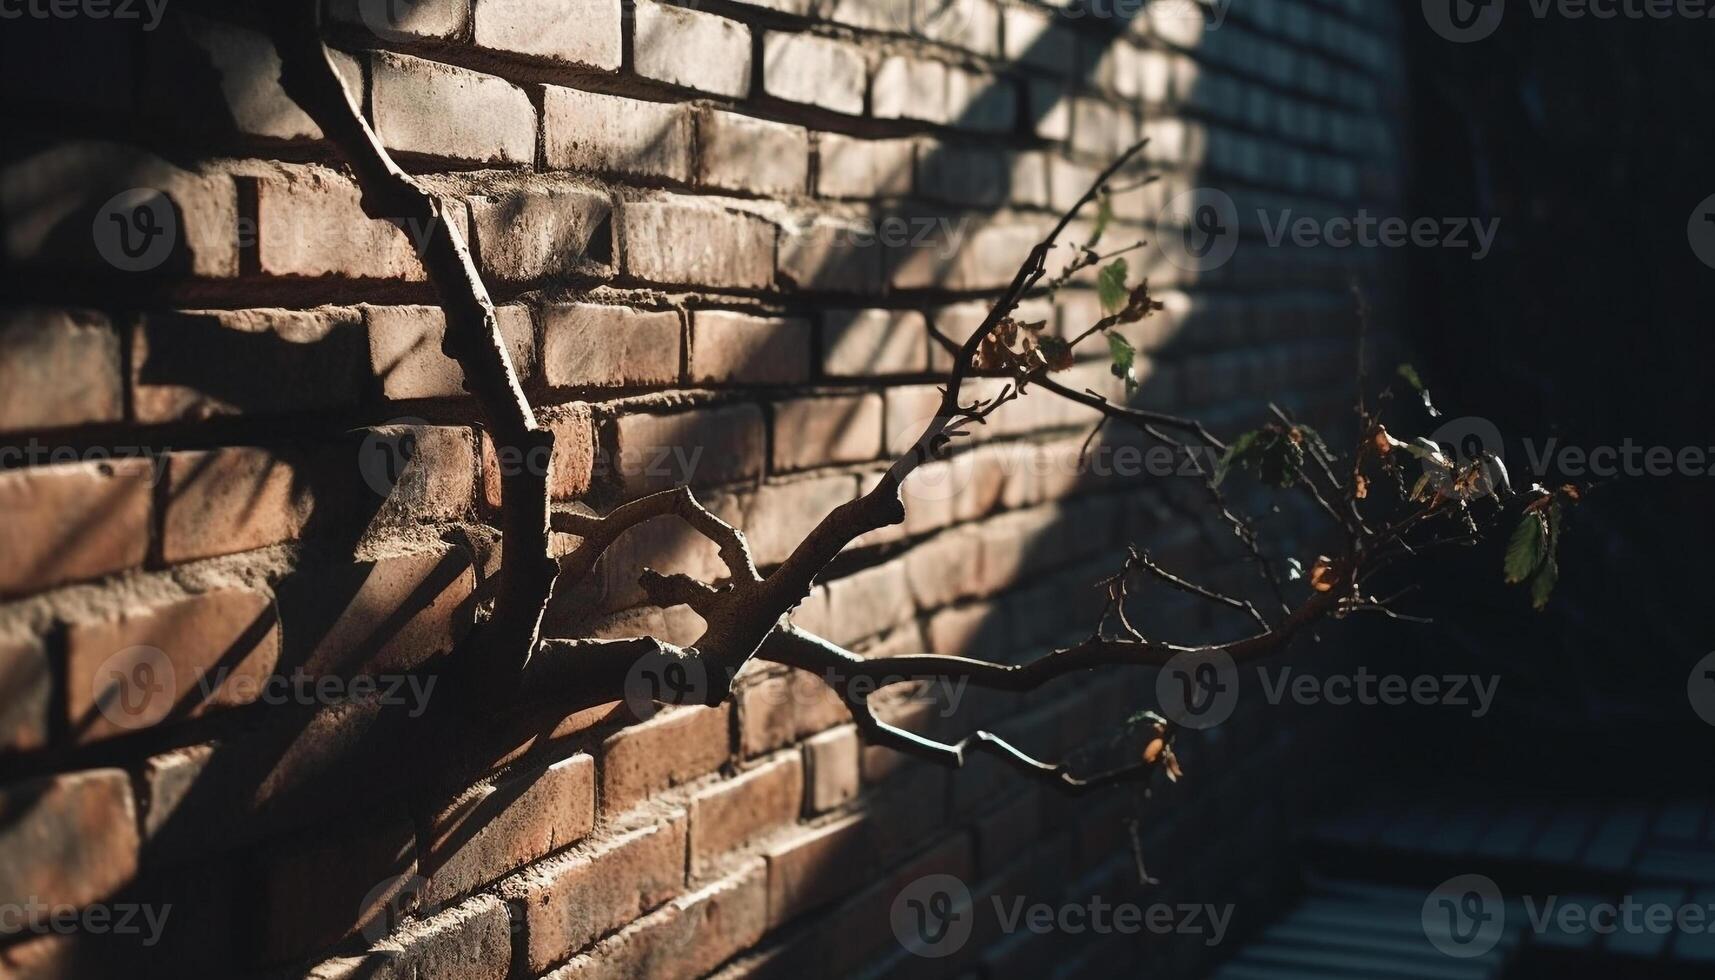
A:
0 0 1404 977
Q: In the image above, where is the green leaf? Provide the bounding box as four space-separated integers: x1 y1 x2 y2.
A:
1097 259 1129 315
1396 363 1424 390
1503 512 1548 584
1213 429 1267 487
1106 331 1138 395
1528 556 1559 610
1091 193 1113 245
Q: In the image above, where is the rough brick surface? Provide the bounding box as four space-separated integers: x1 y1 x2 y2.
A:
421 754 595 904
0 308 121 432
545 88 693 181
369 52 535 165
473 0 622 69
0 459 151 597
612 404 766 494
543 303 681 388
601 706 731 813
771 394 884 471
762 33 866 114
689 311 811 386
468 185 612 282
544 860 767 980
0 769 139 909
697 111 809 196
636 2 751 96
689 754 804 872
133 308 366 422
621 199 776 288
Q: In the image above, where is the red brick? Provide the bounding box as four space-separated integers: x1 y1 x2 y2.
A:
160 446 310 562
542 303 680 389
262 815 418 964
926 601 1004 657
0 769 138 909
770 394 883 471
689 754 803 873
467 186 612 282
369 52 535 165
690 311 811 386
544 860 766 980
65 589 281 743
815 134 913 199
601 705 730 814
0 459 150 597
0 308 120 431
740 475 858 567
822 308 929 377
903 527 984 610
762 813 875 927
249 165 430 281
421 754 594 905
621 198 776 288
611 404 765 494
736 669 796 758
132 307 366 422
636 3 751 97
486 407 596 507
0 633 49 753
366 304 536 400
498 814 688 975
275 546 475 678
762 33 864 114
803 725 860 813
0 141 238 278
777 216 883 293
473 0 621 69
307 893 513 980
696 110 807 195
822 561 912 647
545 88 693 181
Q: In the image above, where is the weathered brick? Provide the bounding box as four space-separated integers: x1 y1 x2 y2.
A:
918 145 1008 207
329 0 467 40
473 0 621 69
133 308 366 422
815 134 913 199
421 754 595 905
611 404 765 494
822 561 912 647
947 66 1017 133
0 459 150 598
65 589 281 742
250 166 429 280
0 634 49 754
306 893 513 980
467 185 612 282
499 814 688 975
543 860 766 980
275 546 475 678
689 311 811 386
803 725 860 813
0 308 121 432
621 199 776 288
369 53 535 165
1002 6 1077 72
601 705 730 813
262 815 418 963
903 526 984 610
777 216 882 293
761 813 876 927
762 33 865 114
545 88 693 181
636 2 751 96
821 308 929 377
0 141 238 278
873 56 947 124
740 475 858 567
160 446 314 562
926 600 1005 657
542 303 681 388
696 111 808 196
485 407 596 506
770 394 883 471
689 754 803 872
0 769 138 909
366 304 536 400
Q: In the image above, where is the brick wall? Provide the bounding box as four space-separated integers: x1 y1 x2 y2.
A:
0 0 1404 976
